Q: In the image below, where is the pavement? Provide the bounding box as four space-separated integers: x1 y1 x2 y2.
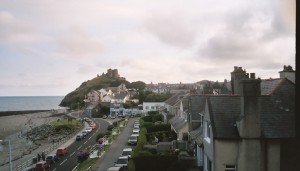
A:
0 111 90 171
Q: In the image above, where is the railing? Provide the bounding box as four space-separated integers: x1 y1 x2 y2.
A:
13 130 79 171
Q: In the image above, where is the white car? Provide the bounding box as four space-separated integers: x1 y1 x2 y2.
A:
127 135 138 145
85 127 93 133
121 148 132 158
115 156 128 167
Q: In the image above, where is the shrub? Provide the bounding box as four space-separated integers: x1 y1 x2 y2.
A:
107 125 114 131
95 133 106 142
112 121 118 127
147 124 171 133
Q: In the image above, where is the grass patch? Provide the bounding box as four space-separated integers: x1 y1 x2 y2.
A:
77 158 98 171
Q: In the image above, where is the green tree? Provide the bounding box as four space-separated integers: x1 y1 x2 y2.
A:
128 81 146 90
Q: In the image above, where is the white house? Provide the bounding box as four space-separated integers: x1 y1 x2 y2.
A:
143 102 165 113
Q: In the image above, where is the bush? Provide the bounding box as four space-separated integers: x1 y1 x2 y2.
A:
147 124 171 133
148 111 159 115
96 133 106 142
107 125 114 131
112 121 118 127
141 122 154 129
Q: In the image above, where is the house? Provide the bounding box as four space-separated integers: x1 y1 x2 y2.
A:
169 93 189 140
142 102 165 113
188 66 295 171
162 91 188 123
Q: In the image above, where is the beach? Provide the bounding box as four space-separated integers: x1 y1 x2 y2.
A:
0 110 69 170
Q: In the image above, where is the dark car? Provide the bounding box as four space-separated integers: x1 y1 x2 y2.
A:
46 154 58 164
76 134 84 141
76 150 89 162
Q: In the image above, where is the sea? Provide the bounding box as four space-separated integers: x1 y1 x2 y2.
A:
0 96 67 111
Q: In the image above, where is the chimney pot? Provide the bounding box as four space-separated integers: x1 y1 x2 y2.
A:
250 73 255 79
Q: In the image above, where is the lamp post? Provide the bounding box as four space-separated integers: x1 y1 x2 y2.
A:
0 139 12 171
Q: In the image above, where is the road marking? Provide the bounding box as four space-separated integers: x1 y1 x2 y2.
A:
88 137 92 140
70 152 75 156
84 141 87 144
77 145 82 150
72 164 79 171
53 168 56 171
60 159 67 165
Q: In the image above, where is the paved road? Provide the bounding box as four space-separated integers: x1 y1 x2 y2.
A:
91 118 137 171
46 118 111 171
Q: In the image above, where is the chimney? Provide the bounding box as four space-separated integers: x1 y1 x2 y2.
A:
231 66 248 94
279 65 295 83
237 75 261 138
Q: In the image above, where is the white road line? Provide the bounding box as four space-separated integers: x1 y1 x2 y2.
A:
70 152 75 156
77 145 82 150
88 137 92 140
72 164 79 171
60 159 67 165
84 141 87 144
53 168 56 171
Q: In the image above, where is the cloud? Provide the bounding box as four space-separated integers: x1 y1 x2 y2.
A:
56 27 105 58
0 11 46 44
144 11 197 48
197 7 294 64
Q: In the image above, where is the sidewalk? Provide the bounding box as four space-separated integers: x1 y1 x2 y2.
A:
0 112 89 171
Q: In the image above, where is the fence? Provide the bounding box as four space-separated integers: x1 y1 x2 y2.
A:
13 130 79 171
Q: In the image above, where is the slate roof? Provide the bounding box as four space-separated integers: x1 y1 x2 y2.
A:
189 95 207 120
189 126 203 145
207 96 241 138
207 78 295 139
260 78 283 95
170 115 188 133
114 92 128 100
164 91 187 106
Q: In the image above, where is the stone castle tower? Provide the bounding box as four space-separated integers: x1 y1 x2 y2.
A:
106 69 120 78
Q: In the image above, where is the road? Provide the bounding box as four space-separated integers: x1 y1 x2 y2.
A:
46 118 111 171
91 118 136 171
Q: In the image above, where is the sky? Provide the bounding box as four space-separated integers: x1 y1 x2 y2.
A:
0 0 295 96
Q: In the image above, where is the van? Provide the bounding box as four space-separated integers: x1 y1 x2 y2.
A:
56 147 68 156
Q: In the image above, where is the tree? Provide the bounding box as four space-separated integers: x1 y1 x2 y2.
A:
128 81 146 90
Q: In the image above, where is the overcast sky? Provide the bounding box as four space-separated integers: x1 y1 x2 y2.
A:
0 0 295 96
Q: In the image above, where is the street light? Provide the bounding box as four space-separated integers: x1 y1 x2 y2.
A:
0 139 12 171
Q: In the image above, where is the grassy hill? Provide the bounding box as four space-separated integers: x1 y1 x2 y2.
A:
59 75 129 109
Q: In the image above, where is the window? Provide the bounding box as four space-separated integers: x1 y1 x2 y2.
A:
204 121 211 143
225 165 236 171
200 114 204 127
145 106 149 110
207 123 210 138
151 106 155 109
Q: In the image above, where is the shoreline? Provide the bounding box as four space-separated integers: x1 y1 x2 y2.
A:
0 110 51 117
0 111 79 169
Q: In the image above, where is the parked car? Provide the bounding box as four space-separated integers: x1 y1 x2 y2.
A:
76 149 89 162
115 156 129 168
107 166 121 171
85 127 93 133
76 134 84 141
132 128 140 134
82 131 88 137
35 161 50 171
110 115 116 119
127 135 138 145
102 115 107 119
56 147 68 156
121 148 132 158
45 153 58 164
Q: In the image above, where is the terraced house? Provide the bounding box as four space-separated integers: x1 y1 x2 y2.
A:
188 66 295 171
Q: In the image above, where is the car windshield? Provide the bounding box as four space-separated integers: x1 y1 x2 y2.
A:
116 158 128 164
122 151 131 156
129 136 137 140
46 156 53 159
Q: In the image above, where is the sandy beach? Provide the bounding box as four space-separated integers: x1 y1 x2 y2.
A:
0 111 68 170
